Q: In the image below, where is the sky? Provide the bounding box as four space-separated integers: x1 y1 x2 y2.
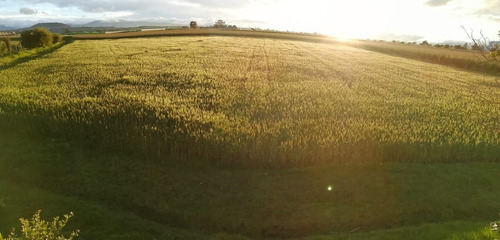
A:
1 0 499 42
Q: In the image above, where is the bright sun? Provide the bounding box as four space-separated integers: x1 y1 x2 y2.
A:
237 0 393 39
236 0 449 41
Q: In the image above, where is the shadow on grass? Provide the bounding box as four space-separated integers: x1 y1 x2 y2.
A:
1 114 500 239
0 37 74 71
305 221 497 240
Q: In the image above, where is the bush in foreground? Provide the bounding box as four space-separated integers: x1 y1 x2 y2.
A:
20 28 53 49
1 37 12 56
0 210 79 240
52 33 63 44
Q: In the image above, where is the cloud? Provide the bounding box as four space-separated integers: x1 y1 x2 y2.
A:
19 7 38 15
14 0 260 23
475 0 500 18
186 0 253 8
425 0 452 7
21 0 253 13
488 16 500 22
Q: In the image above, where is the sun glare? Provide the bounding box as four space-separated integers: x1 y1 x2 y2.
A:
239 0 397 39
238 0 481 41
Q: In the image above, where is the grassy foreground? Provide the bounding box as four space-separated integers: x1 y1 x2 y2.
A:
0 120 499 239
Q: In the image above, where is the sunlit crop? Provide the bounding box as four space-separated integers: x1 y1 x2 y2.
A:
0 36 498 167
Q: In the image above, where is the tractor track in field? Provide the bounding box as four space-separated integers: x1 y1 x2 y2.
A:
292 42 353 88
263 40 271 83
247 44 257 73
246 40 272 86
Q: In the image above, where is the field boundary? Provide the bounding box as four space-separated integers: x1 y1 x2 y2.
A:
71 28 336 43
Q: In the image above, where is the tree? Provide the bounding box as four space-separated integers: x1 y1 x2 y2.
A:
471 43 482 51
1 37 11 56
190 21 197 29
52 33 63 44
461 26 500 106
214 20 227 28
420 40 430 46
20 27 53 49
461 25 499 61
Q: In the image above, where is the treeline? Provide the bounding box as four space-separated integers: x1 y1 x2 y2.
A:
390 40 472 50
20 27 63 49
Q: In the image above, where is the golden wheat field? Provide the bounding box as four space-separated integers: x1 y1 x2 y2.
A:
0 36 498 167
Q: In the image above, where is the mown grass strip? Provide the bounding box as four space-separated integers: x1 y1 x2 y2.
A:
0 39 71 70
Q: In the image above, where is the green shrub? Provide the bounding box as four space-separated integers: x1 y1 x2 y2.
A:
0 210 79 240
491 216 499 239
20 28 53 49
1 37 12 56
0 42 5 56
52 33 63 44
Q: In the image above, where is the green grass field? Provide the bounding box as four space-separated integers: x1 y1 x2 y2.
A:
0 119 499 239
0 35 499 239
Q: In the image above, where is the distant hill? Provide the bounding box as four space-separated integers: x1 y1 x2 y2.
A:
25 22 72 33
439 40 467 46
14 20 185 34
0 24 15 31
83 20 173 28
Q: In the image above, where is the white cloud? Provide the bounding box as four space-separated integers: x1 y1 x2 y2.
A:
0 0 497 41
169 1 201 8
19 7 38 15
425 0 452 7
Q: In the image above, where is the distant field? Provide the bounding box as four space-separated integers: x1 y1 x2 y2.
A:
72 28 330 43
72 28 500 75
347 40 500 75
351 40 478 60
0 36 498 167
